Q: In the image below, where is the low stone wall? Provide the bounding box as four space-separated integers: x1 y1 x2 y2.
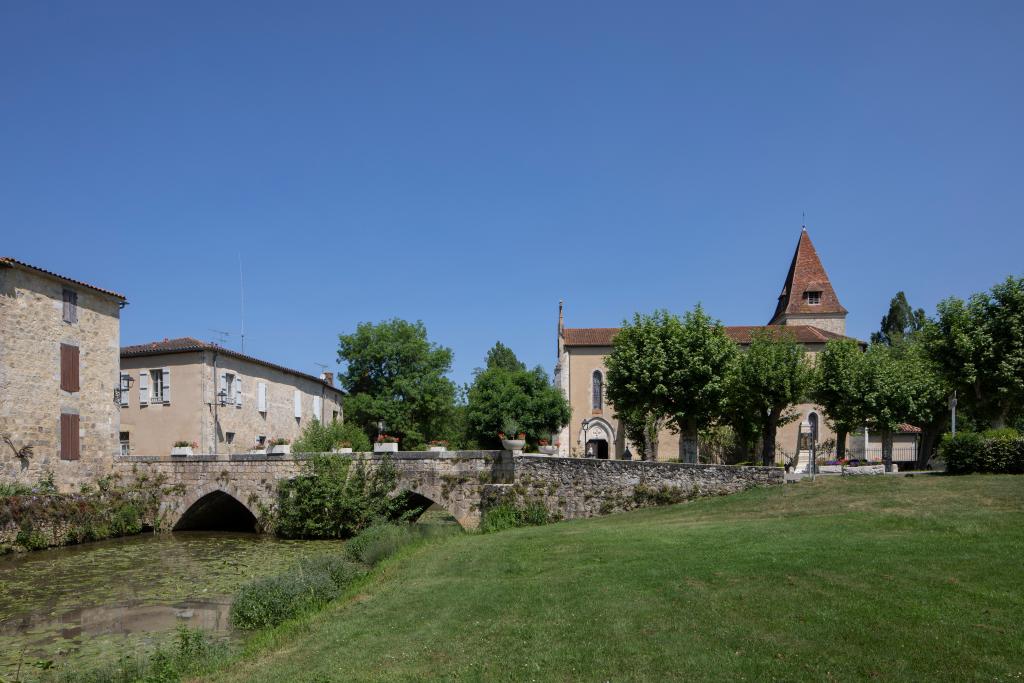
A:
484 456 783 521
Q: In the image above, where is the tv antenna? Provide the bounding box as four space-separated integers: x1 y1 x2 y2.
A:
238 253 246 354
314 362 329 376
209 328 231 346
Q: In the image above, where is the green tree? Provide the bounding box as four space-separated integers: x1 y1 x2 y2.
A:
605 307 736 461
292 418 372 453
338 319 457 450
812 338 866 459
859 343 947 471
923 276 1024 428
465 343 570 449
485 341 526 372
728 329 813 466
871 291 927 346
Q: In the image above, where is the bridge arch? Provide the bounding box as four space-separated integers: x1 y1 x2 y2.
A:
170 483 261 532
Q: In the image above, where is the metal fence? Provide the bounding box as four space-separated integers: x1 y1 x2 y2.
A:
863 447 918 463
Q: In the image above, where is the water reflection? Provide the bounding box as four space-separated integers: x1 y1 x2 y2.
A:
0 531 344 674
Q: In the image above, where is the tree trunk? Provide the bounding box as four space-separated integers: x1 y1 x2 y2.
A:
761 420 777 467
836 427 848 459
882 429 894 473
681 418 699 464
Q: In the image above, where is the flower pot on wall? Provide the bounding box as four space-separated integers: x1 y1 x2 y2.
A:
427 445 446 452
269 444 291 456
334 447 353 454
374 442 398 453
171 446 193 457
501 439 526 452
538 445 558 455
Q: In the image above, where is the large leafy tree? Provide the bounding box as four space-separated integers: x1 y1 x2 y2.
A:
871 291 927 346
812 338 866 459
338 319 457 450
859 342 947 471
923 276 1024 428
728 329 813 466
605 307 736 461
465 343 570 449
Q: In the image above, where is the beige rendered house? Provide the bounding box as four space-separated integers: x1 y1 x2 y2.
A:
1 257 125 490
119 338 343 456
554 228 861 464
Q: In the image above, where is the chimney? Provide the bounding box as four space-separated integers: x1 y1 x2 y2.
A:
320 371 334 386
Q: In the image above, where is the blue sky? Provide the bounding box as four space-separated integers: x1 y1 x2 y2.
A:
2 2 1022 386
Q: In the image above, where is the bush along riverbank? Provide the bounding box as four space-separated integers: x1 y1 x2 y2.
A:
0 468 183 553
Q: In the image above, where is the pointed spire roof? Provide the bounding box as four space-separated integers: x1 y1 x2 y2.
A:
769 228 847 324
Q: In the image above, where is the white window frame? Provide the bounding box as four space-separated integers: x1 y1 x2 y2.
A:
805 291 822 305
150 369 165 403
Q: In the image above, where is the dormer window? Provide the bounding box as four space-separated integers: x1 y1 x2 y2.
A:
804 291 822 305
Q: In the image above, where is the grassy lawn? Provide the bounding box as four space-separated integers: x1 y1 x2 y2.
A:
206 475 1024 682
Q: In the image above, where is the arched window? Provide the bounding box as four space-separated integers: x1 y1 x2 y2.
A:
592 371 603 410
808 412 819 442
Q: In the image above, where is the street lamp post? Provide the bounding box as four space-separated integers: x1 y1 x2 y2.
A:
581 418 590 458
950 391 958 436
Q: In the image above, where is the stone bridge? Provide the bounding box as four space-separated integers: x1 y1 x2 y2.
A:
113 451 783 531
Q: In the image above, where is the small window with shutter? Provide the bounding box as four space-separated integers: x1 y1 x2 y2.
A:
139 370 149 405
60 344 80 393
60 411 80 460
313 395 322 422
62 289 78 323
234 376 242 408
150 369 166 402
119 373 131 406
293 390 302 419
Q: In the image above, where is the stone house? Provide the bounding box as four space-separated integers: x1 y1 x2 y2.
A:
119 338 344 456
554 228 860 464
0 257 126 490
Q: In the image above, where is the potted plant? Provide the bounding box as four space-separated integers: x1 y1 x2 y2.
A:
374 434 400 453
171 440 196 457
427 439 448 452
268 438 291 456
499 420 526 452
537 438 558 455
334 440 353 454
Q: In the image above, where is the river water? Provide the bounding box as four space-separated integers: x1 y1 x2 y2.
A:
0 532 345 676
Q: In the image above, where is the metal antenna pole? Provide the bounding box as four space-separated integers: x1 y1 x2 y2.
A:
238 253 245 354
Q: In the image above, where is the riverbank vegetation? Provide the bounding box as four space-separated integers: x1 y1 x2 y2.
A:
0 469 183 553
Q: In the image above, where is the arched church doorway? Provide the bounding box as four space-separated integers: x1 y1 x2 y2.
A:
586 439 609 459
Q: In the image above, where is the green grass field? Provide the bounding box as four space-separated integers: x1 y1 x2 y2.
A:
207 475 1024 682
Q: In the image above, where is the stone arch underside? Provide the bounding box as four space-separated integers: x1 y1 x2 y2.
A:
168 483 264 532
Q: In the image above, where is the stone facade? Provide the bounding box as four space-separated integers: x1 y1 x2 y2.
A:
114 451 782 530
0 260 123 490
120 340 344 456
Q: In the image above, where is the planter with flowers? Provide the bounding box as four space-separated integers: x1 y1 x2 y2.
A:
171 440 197 457
499 420 526 452
537 438 558 456
268 438 291 456
427 440 448 452
374 434 400 453
333 440 354 454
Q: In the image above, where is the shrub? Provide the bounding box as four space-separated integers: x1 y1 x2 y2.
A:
231 572 338 630
292 418 372 453
231 553 367 631
941 432 1024 474
275 455 414 539
480 502 552 533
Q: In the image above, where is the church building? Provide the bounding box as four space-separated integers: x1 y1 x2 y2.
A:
554 228 859 464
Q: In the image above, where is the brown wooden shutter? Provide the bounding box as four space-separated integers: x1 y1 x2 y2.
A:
60 412 80 460
60 344 80 392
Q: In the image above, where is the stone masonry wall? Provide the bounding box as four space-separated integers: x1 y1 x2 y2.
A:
115 452 781 532
1 267 122 491
485 456 783 521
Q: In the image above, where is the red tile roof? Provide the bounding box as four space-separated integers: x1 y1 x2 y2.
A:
768 229 847 324
897 423 922 434
121 337 342 391
563 324 857 347
0 256 126 300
